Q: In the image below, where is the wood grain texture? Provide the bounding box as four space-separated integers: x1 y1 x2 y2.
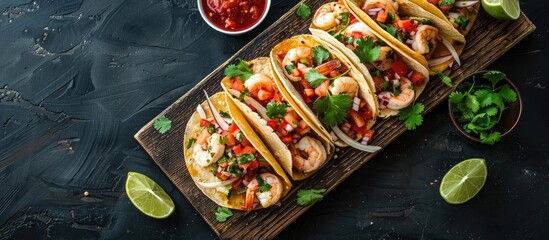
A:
134 1 535 239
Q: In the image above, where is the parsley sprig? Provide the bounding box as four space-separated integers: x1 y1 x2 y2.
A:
449 71 517 145
224 58 253 81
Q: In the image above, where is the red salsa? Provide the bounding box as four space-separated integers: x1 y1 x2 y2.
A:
203 0 266 31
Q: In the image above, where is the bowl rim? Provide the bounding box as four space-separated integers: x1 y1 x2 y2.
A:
448 70 523 142
197 0 271 36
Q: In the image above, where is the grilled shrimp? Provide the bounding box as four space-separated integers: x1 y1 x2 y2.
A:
192 133 225 167
313 2 348 30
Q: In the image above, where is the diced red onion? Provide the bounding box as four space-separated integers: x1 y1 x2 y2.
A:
221 171 231 177
407 71 413 78
368 8 383 16
196 177 239 188
441 37 461 66
284 123 294 132
395 72 401 80
384 76 390 82
242 168 247 174
243 179 249 186
204 90 229 131
197 104 206 119
428 55 453 66
344 122 351 128
332 126 381 152
392 79 400 86
217 166 223 172
410 31 416 37
454 0 478 8
352 97 361 111
274 201 282 206
405 39 414 45
448 12 460 21
363 136 371 143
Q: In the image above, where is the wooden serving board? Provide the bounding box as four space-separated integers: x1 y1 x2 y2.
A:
135 1 535 239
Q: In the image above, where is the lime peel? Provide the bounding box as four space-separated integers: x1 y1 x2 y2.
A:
125 172 175 219
482 0 520 20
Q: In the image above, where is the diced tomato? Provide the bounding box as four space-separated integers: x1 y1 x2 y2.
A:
240 146 257 155
272 91 283 102
376 10 388 23
221 131 237 146
249 88 260 99
284 110 300 128
350 14 358 24
351 123 366 136
299 127 311 135
248 160 259 171
258 161 271 167
267 119 278 130
349 110 366 128
216 172 229 181
299 120 308 129
232 144 242 154
241 135 252 147
304 94 312 104
410 70 425 86
396 19 415 32
300 79 312 89
231 79 244 92
281 135 293 144
391 59 409 77
351 31 363 39
196 129 211 145
276 121 289 136
277 50 287 60
304 88 315 97
228 123 240 133
238 161 250 170
373 76 385 92
231 178 243 189
439 5 453 11
364 109 374 120
258 89 274 101
200 119 211 127
291 68 301 77
428 0 440 5
364 129 375 141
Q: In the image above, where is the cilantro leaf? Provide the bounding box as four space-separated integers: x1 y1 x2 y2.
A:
312 46 330 65
266 101 288 119
465 95 480 113
397 103 424 130
474 89 493 107
352 37 381 64
304 69 328 88
339 12 350 26
448 91 464 104
296 3 311 19
499 84 517 103
219 136 228 145
378 22 397 37
454 16 470 30
313 93 353 127
237 153 256 165
239 89 251 101
435 70 452 87
215 207 233 222
296 189 326 206
480 106 498 117
483 70 506 87
224 59 253 81
186 138 195 149
219 110 231 118
440 0 455 6
207 124 216 134
256 176 272 193
480 131 501 145
153 115 172 134
285 63 296 74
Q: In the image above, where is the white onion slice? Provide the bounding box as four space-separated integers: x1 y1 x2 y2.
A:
243 96 269 120
428 55 453 66
284 123 294 132
332 126 381 152
204 90 230 131
196 177 239 188
441 37 461 66
454 0 479 8
196 104 206 119
330 131 339 141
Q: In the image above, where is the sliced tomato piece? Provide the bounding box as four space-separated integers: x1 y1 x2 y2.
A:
248 160 259 171
281 136 293 144
241 135 252 147
221 131 237 146
232 145 242 154
267 119 278 131
410 70 425 86
351 123 366 136
349 110 366 128
304 88 315 97
231 177 243 189
291 68 301 77
351 31 363 39
240 146 257 155
231 79 244 92
391 59 408 77
258 89 274 101
376 10 388 23
200 119 211 127
216 172 229 181
364 129 375 141
228 122 240 133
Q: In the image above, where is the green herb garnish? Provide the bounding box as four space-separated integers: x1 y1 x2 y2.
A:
435 69 453 87
224 58 253 81
296 3 311 19
186 138 195 149
266 101 288 119
153 115 172 134
313 92 353 127
312 45 330 65
296 189 326 206
215 207 233 222
256 176 272 193
398 102 424 130
353 37 381 64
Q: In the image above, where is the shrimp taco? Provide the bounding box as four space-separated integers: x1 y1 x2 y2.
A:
343 0 466 73
270 34 381 152
221 57 335 180
183 92 291 210
309 2 429 117
408 0 480 36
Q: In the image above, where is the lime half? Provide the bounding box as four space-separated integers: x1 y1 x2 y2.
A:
439 158 487 204
482 0 520 20
125 172 175 219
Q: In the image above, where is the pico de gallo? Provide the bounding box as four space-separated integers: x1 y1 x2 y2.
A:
202 0 266 31
426 0 477 33
224 59 328 174
187 96 281 210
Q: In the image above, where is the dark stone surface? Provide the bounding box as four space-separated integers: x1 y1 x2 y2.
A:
0 0 547 239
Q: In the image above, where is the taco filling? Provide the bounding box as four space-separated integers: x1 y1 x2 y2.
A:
187 99 283 210
425 0 478 33
274 45 376 145
225 59 328 175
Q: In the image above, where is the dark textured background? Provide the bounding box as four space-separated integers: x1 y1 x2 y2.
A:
0 0 547 239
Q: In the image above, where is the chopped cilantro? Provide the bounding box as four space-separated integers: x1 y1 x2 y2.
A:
435 69 453 87
239 89 251 101
296 189 326 206
153 115 172 134
483 70 506 88
413 17 433 25
378 22 397 37
313 92 353 127
296 3 311 19
440 0 455 6
454 16 470 30
266 101 288 119
228 162 242 177
219 110 231 118
219 136 228 145
339 12 350 27
235 131 243 142
186 138 195 149
352 37 381 64
312 45 330 65
387 13 395 23
398 102 424 130
256 176 272 193
304 69 328 88
207 124 216 134
285 63 296 74
224 58 253 81
237 153 256 165
215 207 233 222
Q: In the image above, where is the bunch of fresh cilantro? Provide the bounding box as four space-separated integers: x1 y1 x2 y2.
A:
449 71 517 145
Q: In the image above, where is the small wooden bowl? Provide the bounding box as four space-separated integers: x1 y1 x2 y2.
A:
448 70 523 143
